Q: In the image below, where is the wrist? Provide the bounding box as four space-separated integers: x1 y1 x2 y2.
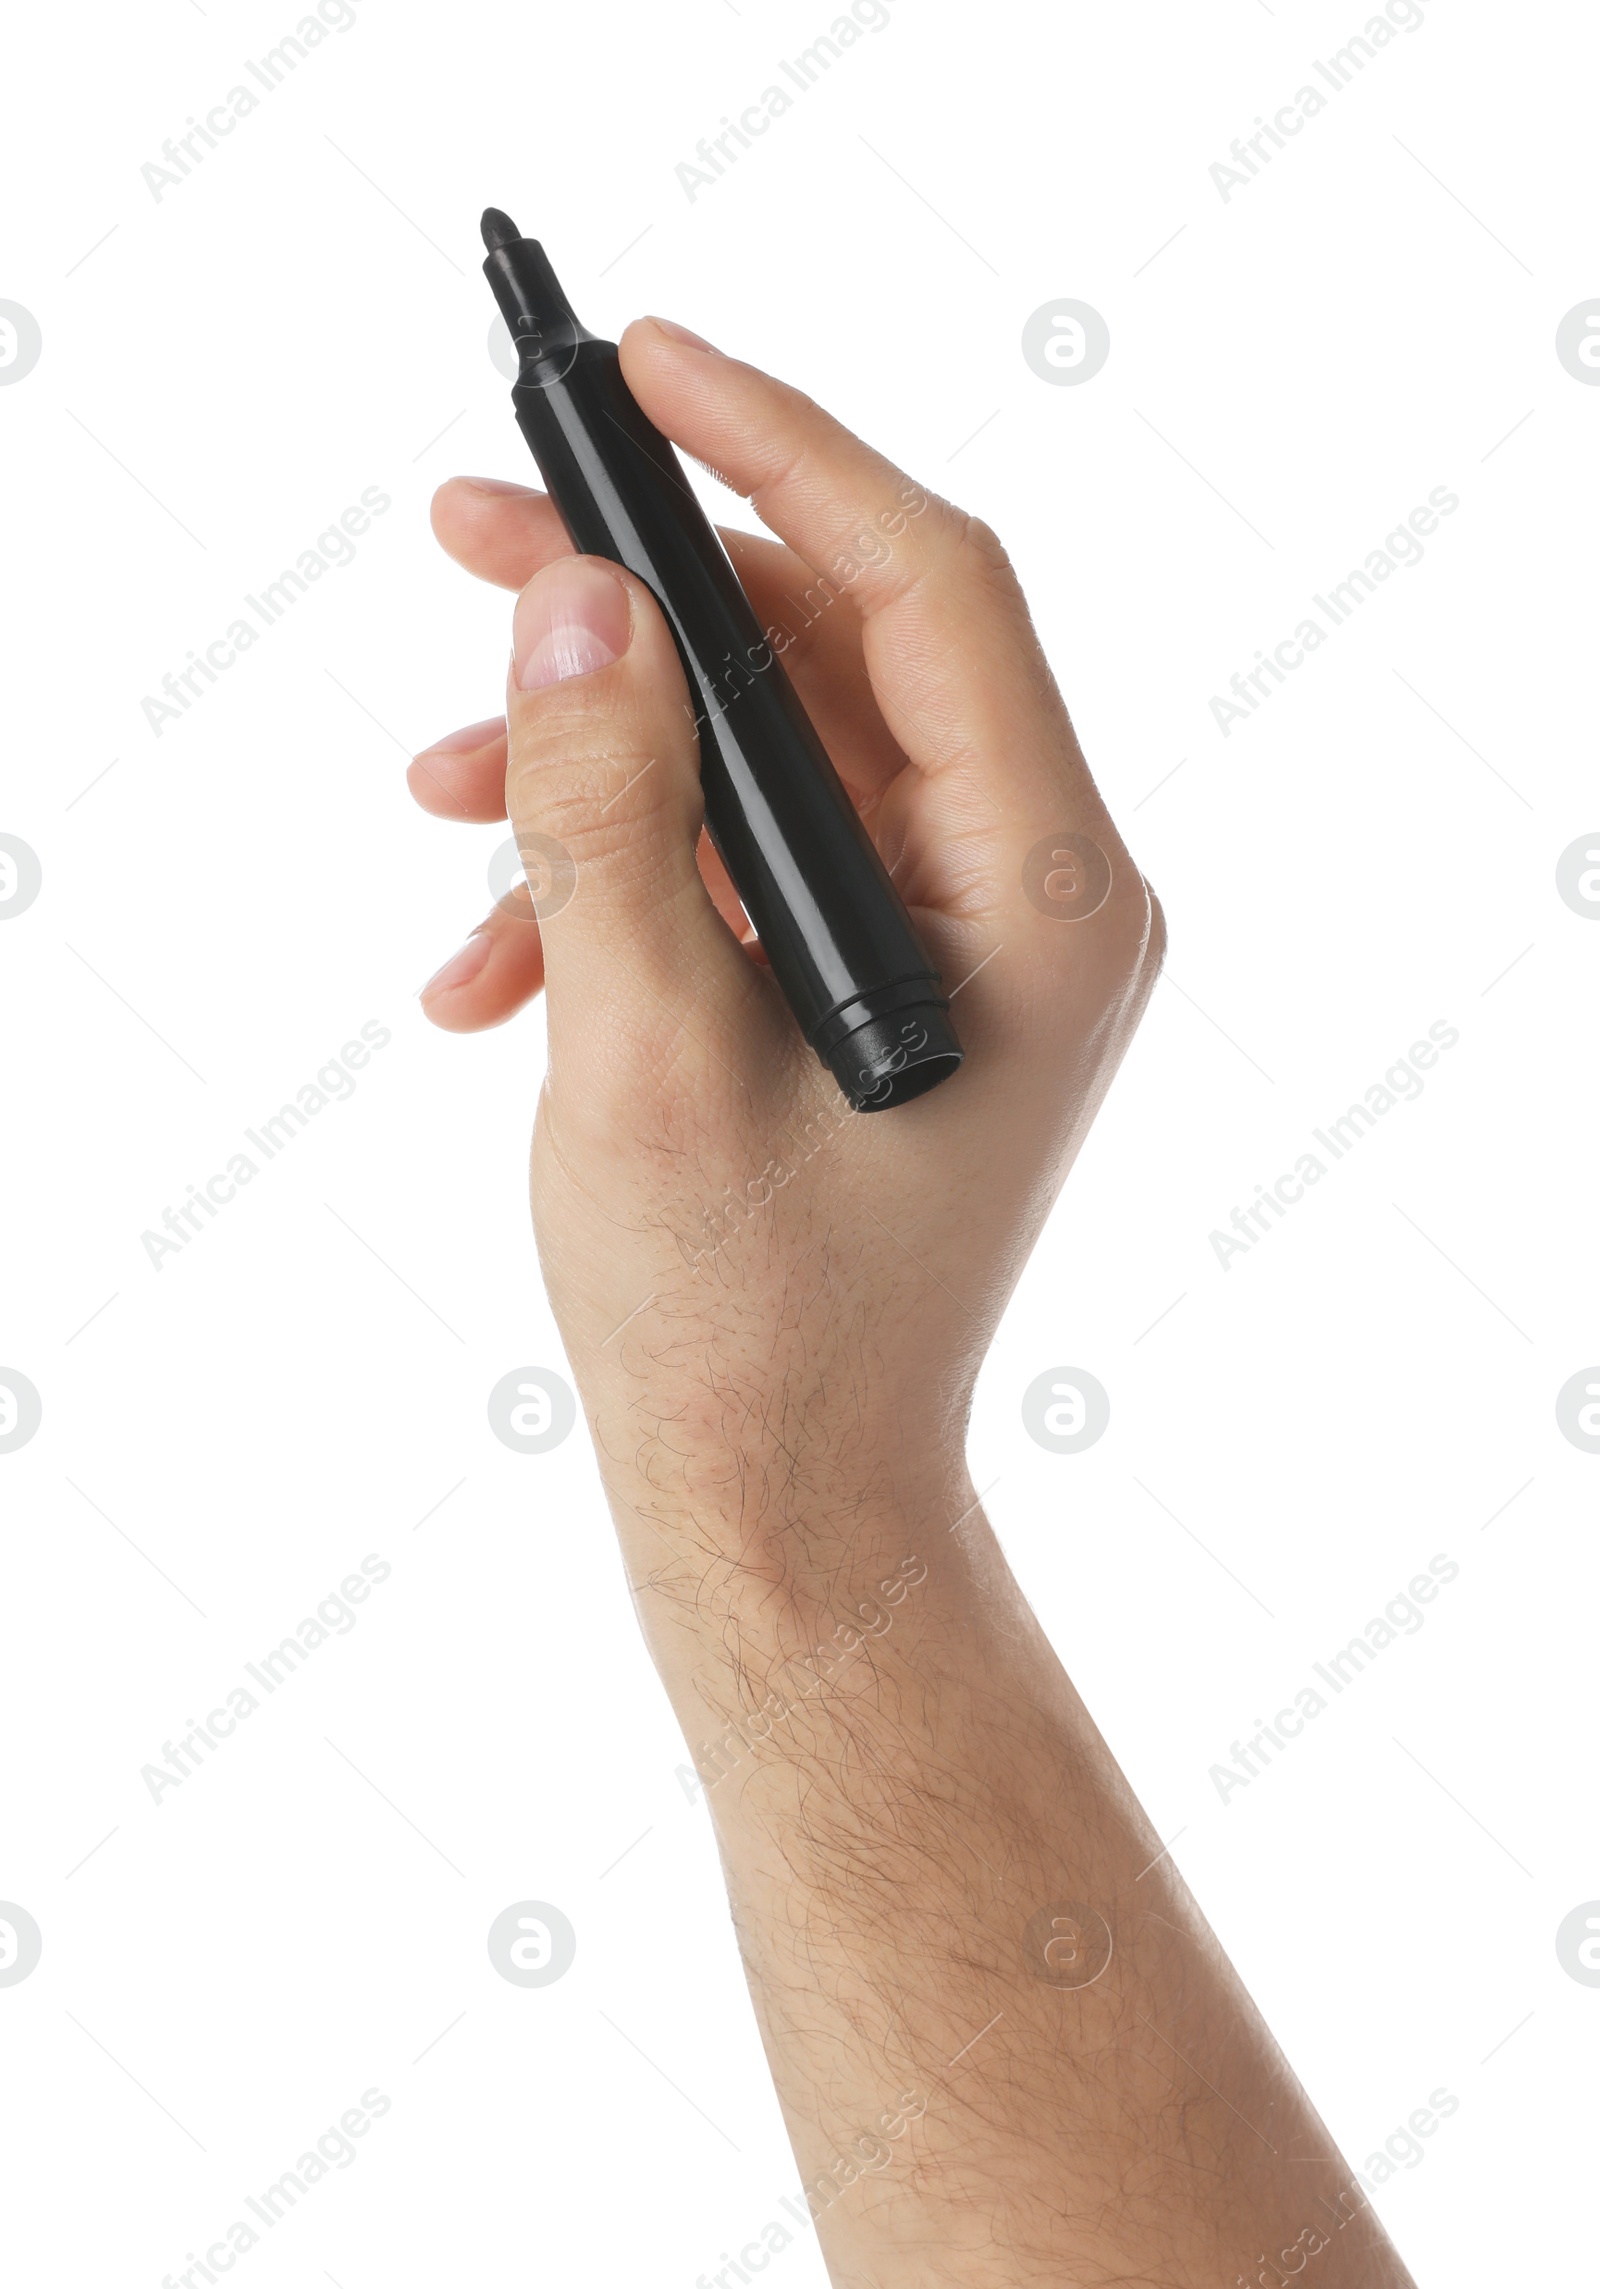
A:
598 1408 972 1581
598 1447 1044 1798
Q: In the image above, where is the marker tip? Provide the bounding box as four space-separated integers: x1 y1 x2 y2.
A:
480 207 522 254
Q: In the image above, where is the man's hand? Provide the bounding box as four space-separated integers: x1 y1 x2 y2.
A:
411 317 1158 1532
406 321 1413 2288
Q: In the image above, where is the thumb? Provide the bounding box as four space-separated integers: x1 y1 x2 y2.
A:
505 555 758 1092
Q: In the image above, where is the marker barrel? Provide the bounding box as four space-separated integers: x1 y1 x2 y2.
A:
485 240 961 1111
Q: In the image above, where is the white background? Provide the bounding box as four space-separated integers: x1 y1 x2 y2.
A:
2 0 1595 2280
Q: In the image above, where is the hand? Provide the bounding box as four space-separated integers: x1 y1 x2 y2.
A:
406 327 1416 2289
409 318 1163 1553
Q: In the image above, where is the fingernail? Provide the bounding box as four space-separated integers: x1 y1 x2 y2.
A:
417 715 506 756
421 932 493 997
647 315 717 353
457 475 540 496
514 559 632 691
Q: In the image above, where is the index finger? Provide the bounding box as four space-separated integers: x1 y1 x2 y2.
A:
619 317 1102 828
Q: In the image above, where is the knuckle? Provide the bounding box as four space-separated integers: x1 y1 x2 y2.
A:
1100 867 1159 978
751 406 821 503
1141 881 1169 979
543 1005 758 1168
510 761 693 875
506 707 697 859
1092 879 1166 1026
895 502 1021 615
1031 842 1158 985
951 510 1016 584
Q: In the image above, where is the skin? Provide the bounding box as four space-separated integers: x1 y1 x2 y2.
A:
408 318 1417 2288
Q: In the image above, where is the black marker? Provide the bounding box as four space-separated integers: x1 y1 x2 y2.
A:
479 209 962 1112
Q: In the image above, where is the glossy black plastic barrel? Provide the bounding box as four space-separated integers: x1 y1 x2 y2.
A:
482 226 961 1112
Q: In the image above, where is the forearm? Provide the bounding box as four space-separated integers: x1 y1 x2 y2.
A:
615 1453 1415 2288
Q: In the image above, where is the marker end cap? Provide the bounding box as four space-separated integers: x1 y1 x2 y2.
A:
828 1005 963 1112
